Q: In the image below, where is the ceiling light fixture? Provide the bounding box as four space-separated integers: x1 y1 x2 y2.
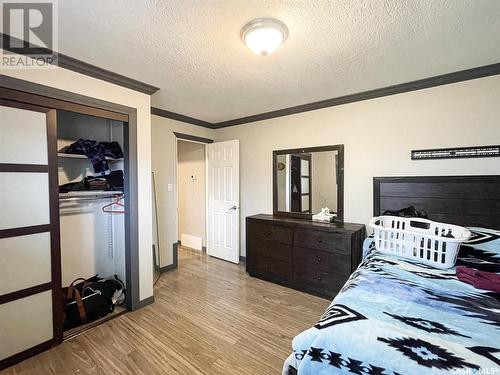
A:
241 18 288 56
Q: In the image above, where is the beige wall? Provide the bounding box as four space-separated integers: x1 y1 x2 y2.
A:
214 75 500 256
151 115 214 267
3 62 154 302
177 140 206 248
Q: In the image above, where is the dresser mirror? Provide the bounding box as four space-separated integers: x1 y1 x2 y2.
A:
273 145 344 222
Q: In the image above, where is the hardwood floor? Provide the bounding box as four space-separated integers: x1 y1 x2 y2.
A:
2 247 329 374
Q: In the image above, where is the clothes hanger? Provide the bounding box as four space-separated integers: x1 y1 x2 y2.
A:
102 195 125 214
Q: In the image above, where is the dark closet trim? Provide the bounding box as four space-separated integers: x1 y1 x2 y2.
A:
63 309 128 341
151 107 214 128
1 33 159 95
0 282 52 305
174 132 214 144
0 76 129 122
46 109 63 343
0 84 128 122
152 62 500 129
0 163 48 173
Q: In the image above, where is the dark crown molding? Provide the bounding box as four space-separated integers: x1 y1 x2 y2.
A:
1 33 159 95
212 62 500 128
57 54 159 95
152 62 500 129
2 31 497 125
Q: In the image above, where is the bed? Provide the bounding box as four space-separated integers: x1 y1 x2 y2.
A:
284 176 500 375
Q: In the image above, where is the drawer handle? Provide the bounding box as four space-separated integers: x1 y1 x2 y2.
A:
317 257 322 263
317 276 322 282
266 231 272 237
317 238 323 244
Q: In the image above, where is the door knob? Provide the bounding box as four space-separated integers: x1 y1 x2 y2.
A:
228 205 238 212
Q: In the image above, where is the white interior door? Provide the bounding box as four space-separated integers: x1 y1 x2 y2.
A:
206 140 240 263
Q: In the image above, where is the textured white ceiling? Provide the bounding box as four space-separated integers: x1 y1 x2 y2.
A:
58 0 500 123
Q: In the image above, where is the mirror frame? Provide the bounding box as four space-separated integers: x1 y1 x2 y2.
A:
272 144 344 222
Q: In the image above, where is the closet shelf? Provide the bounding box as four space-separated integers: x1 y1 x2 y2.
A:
59 191 124 200
57 153 123 162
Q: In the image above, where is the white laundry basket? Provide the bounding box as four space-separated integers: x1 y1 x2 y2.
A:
369 216 471 269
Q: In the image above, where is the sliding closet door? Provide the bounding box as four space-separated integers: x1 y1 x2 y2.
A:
0 100 61 369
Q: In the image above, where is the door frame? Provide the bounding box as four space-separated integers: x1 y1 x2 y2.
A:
0 76 142 368
173 132 213 256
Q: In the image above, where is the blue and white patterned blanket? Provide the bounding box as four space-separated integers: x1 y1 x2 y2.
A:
285 227 500 375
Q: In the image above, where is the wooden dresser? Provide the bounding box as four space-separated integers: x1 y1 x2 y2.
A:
246 214 366 298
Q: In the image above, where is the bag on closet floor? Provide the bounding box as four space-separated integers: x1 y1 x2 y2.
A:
63 275 125 329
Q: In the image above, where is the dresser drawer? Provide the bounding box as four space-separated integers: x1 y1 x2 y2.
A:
293 263 349 295
294 229 350 254
248 237 291 262
292 246 351 274
249 256 292 280
248 221 293 245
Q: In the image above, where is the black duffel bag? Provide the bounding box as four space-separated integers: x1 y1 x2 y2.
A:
63 275 125 329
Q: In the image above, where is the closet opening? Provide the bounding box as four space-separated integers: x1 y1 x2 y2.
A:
0 82 142 368
175 135 211 263
57 110 128 339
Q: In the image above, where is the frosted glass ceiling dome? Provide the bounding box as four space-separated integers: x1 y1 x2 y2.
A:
241 18 289 56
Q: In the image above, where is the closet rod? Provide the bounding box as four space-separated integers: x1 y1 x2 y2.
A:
59 194 123 202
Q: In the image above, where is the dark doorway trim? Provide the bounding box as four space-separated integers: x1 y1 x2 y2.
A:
1 33 159 95
152 107 214 128
174 132 214 144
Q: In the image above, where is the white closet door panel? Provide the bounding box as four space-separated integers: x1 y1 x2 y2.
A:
300 159 309 176
0 291 53 360
0 172 50 229
0 106 47 164
0 232 51 295
301 178 309 194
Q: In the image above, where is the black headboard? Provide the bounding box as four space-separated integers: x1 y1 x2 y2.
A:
373 176 500 230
